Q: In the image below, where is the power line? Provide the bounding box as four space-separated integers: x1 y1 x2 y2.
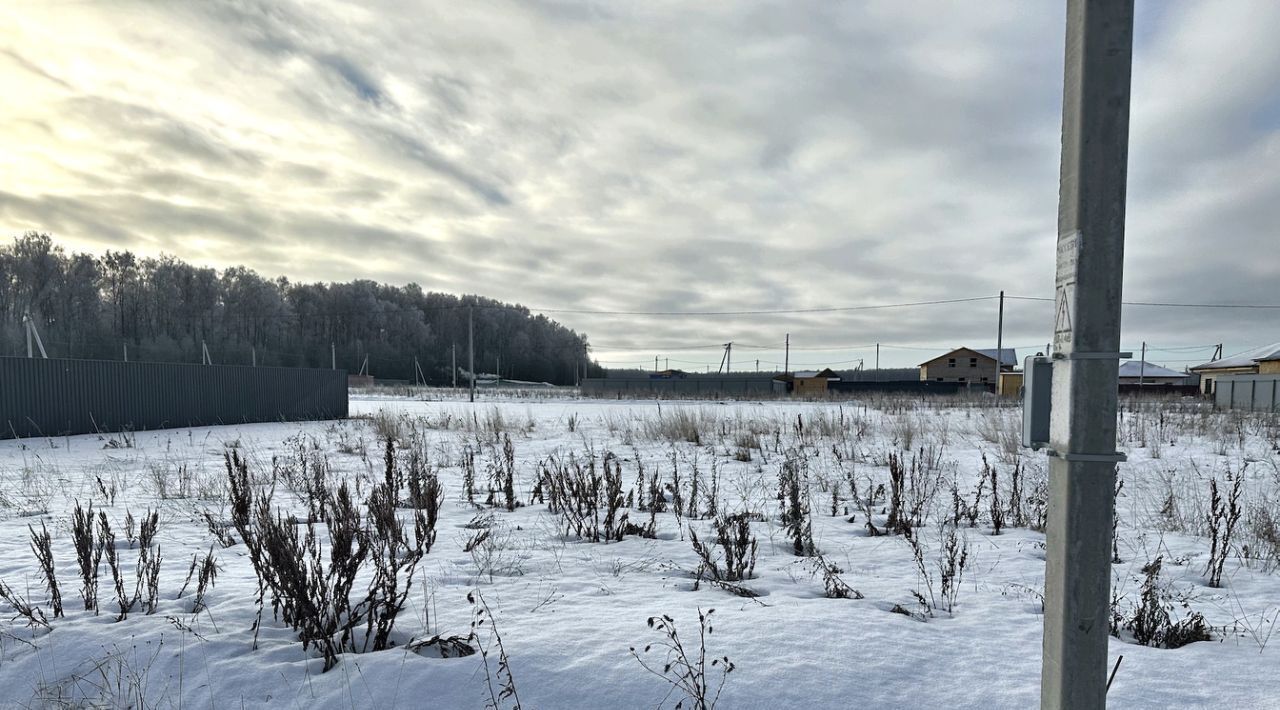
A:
586 342 729 352
1007 295 1280 309
530 295 998 317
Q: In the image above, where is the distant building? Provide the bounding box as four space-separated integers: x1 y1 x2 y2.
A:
648 369 688 380
997 370 1024 397
1190 342 1280 395
773 368 841 396
918 347 1017 385
1117 361 1188 386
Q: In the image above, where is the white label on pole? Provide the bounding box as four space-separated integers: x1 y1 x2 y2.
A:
1054 231 1080 340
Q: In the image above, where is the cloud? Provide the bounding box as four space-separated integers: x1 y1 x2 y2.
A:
1 0 1277 369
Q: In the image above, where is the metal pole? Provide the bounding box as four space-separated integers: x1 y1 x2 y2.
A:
124 342 128 362
784 334 790 373
452 343 458 389
25 312 32 358
875 343 880 371
468 306 476 402
996 290 1005 391
252 346 257 367
331 342 336 369
1042 2 1133 709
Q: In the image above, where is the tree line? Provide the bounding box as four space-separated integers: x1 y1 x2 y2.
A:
1 233 601 385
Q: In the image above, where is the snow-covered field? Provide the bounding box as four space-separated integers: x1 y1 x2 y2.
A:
0 393 1277 709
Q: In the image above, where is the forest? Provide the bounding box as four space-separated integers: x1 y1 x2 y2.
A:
0 233 598 385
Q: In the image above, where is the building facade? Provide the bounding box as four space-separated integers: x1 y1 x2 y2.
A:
1191 342 1280 395
918 347 1017 385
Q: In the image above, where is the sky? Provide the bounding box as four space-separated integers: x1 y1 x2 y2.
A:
2 0 1278 371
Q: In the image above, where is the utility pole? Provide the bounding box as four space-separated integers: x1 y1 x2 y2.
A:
716 342 733 374
996 290 1005 391
655 355 660 372
1042 3 1133 709
784 334 790 373
468 306 476 403
755 358 759 372
1138 342 1146 388
331 342 336 369
876 343 880 371
665 357 669 370
23 309 48 359
252 347 257 367
123 342 128 362
452 343 458 388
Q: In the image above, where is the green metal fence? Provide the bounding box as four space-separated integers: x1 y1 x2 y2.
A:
0 356 347 439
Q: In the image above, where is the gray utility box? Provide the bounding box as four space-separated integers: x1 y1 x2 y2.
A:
1021 355 1054 449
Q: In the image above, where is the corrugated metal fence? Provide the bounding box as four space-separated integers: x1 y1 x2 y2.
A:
581 377 984 397
1215 374 1280 413
581 377 779 396
0 356 348 439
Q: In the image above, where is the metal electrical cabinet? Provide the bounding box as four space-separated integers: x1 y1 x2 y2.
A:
1021 355 1054 450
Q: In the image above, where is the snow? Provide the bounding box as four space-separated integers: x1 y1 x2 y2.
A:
0 393 1276 709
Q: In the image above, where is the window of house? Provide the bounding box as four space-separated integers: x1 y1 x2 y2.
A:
935 378 943 382
970 358 978 367
981 377 988 382
959 377 967 382
948 358 956 367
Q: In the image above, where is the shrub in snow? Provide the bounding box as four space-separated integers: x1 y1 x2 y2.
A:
536 451 632 543
226 450 438 671
630 609 735 710
1111 557 1210 649
778 457 815 556
1205 472 1243 587
28 521 62 618
689 513 757 585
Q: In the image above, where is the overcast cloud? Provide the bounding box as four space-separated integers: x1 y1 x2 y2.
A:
2 0 1278 370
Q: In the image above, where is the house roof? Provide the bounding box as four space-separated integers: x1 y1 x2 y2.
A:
920 347 1018 367
793 368 841 380
1191 342 1280 371
1117 361 1185 379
